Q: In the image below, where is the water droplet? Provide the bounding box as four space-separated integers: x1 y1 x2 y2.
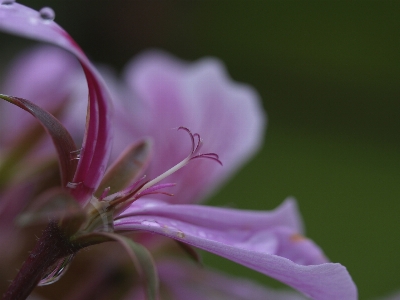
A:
66 181 82 189
141 220 161 228
1 0 16 5
141 202 158 209
238 232 277 254
197 231 207 238
39 7 55 21
69 148 82 161
38 254 74 286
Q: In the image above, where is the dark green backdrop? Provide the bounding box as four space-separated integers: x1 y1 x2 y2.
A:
1 1 400 299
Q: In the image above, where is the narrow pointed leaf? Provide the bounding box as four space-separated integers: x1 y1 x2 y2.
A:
95 140 152 198
0 94 77 186
89 232 159 300
0 4 113 205
0 92 70 187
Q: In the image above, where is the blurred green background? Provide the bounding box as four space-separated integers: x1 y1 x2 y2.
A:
2 1 400 299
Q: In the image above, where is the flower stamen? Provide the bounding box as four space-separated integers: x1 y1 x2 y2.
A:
93 127 222 214
136 127 221 195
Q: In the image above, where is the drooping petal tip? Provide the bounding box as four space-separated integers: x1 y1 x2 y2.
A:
115 199 357 299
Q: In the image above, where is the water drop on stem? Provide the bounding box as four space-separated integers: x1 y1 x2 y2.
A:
38 254 75 286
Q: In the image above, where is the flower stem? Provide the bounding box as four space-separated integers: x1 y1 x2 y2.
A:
2 221 78 300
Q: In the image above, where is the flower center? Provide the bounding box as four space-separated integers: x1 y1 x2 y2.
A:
81 127 222 234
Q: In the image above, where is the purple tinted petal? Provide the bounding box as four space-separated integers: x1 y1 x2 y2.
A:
0 4 112 205
156 260 308 300
114 199 357 299
0 46 85 146
127 259 307 300
117 197 303 234
112 51 266 204
114 199 321 265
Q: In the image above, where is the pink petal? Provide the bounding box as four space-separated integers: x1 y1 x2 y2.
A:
114 198 357 299
0 3 112 205
127 259 307 300
0 45 86 147
117 197 303 233
112 51 266 204
156 260 308 300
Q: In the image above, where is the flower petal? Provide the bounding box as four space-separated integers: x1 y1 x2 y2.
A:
117 197 303 233
156 260 308 300
0 46 85 146
114 198 357 300
113 51 266 204
0 3 112 205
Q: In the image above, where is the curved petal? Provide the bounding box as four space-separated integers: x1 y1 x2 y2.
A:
127 259 307 300
112 51 266 204
156 260 308 300
114 199 357 300
0 45 86 146
0 3 112 205
117 197 304 234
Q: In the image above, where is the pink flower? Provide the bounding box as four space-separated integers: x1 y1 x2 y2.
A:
111 51 265 204
0 3 357 300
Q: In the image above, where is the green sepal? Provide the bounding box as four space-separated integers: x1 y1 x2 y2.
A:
74 232 159 300
95 140 152 198
0 94 78 187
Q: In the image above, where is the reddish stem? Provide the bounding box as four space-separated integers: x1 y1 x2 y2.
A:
3 222 78 300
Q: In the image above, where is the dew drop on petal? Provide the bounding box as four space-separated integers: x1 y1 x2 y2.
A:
66 181 82 189
176 231 185 238
39 7 55 21
1 0 16 5
69 148 82 161
197 231 207 238
141 220 161 228
38 254 74 286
